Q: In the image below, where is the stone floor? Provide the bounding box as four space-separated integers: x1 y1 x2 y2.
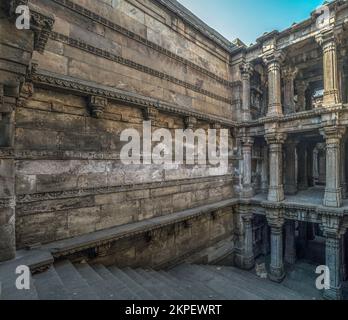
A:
253 186 348 207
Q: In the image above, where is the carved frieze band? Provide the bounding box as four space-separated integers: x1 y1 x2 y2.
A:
32 71 237 127
50 0 234 87
49 32 232 105
16 175 234 205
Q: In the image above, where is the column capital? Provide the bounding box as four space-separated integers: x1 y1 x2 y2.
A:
320 126 346 141
240 62 254 79
262 50 285 67
241 136 254 147
320 213 344 238
315 27 342 49
88 95 107 118
265 133 287 145
282 65 298 81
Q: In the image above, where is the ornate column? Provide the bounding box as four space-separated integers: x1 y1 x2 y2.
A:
263 51 285 117
321 215 344 300
298 221 308 259
341 235 347 281
340 136 347 199
283 66 298 114
285 220 296 265
313 146 319 186
298 142 309 190
284 139 298 195
241 214 255 270
262 224 270 256
241 137 254 198
261 145 269 193
266 133 286 202
296 80 308 112
320 127 346 207
316 29 341 106
240 63 254 122
266 208 285 282
0 89 16 262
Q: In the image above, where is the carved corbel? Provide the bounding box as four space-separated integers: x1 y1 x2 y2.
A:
143 106 158 122
88 95 107 118
184 116 197 129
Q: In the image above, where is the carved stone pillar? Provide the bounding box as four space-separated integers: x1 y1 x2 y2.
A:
240 63 253 122
262 224 270 256
241 137 254 198
320 127 346 207
263 51 285 117
341 137 347 199
341 235 347 281
296 81 308 112
0 88 16 262
241 215 255 270
313 147 319 186
266 209 285 282
298 143 309 190
316 29 341 106
298 221 308 259
261 145 269 193
266 133 286 202
320 214 344 300
283 66 298 114
285 220 296 265
284 139 298 195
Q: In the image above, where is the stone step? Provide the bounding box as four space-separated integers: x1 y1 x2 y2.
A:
204 265 303 300
157 270 201 300
170 264 250 300
0 271 38 300
135 269 184 300
175 264 263 300
54 260 100 300
108 266 156 300
33 266 71 300
93 264 140 300
123 268 171 300
74 263 119 300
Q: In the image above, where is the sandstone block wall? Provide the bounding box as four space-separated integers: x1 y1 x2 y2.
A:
13 0 237 250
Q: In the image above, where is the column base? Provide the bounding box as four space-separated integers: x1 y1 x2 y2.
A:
268 186 284 202
268 266 285 283
323 286 343 300
234 254 255 270
323 187 343 208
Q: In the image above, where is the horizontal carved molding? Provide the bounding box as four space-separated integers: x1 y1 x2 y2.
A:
32 70 237 127
50 32 232 104
50 0 234 87
17 175 234 205
0 197 16 209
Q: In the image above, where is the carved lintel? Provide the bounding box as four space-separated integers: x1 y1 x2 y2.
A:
143 106 158 122
88 96 107 118
184 116 197 129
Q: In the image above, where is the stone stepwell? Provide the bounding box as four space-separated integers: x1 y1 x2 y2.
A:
0 260 322 300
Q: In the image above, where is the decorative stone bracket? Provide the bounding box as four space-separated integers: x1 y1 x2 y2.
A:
7 0 55 54
88 96 108 118
184 116 197 129
143 106 158 122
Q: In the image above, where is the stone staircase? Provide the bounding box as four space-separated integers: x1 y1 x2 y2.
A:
0 260 322 300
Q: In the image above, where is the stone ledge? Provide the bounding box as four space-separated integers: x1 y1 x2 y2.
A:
41 198 238 259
